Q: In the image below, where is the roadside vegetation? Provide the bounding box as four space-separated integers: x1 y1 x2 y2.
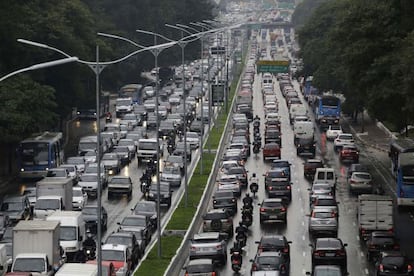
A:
294 0 414 133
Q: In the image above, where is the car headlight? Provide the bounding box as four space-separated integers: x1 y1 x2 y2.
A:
149 193 154 197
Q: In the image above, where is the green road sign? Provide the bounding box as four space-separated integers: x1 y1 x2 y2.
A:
212 84 225 105
256 60 290 73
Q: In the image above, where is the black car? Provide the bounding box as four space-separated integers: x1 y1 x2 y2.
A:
117 215 152 246
250 251 290 275
265 129 282 146
264 169 292 201
366 231 399 261
212 190 237 215
146 182 172 207
374 251 414 276
105 231 142 266
271 160 292 181
296 137 316 158
81 205 108 233
131 201 157 232
256 235 292 260
304 159 324 180
311 238 347 273
173 142 192 162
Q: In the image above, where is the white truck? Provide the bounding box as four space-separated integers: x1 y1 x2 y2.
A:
46 211 86 262
357 194 394 241
11 220 64 276
136 138 164 165
0 244 7 276
293 121 314 146
289 103 307 124
115 97 133 118
36 178 73 210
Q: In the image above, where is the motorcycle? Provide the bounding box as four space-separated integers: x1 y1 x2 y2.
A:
231 250 242 273
84 246 96 260
241 211 253 227
253 143 260 155
235 231 247 248
105 113 112 123
250 182 259 196
167 144 175 155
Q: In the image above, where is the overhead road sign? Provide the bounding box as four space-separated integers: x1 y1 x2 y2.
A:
256 60 290 73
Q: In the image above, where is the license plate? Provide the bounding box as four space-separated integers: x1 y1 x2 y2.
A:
269 215 279 219
326 253 335 257
200 247 214 252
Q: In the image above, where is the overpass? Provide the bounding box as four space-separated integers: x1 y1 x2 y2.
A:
242 21 293 30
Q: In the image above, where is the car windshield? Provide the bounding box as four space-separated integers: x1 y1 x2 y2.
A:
263 201 283 208
102 154 118 160
106 236 131 247
256 255 281 266
139 142 157 150
382 256 405 266
1 201 22 212
111 177 131 184
60 226 77 241
73 189 84 197
313 212 334 219
186 264 213 273
135 203 155 212
13 257 45 272
330 125 341 130
316 239 342 249
121 217 146 227
102 250 125 262
82 207 98 215
35 199 60 210
67 158 84 165
354 173 371 180
163 166 180 174
80 175 98 182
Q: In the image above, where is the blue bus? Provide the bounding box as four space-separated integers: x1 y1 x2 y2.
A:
119 84 143 104
17 132 65 179
389 138 414 206
314 95 341 129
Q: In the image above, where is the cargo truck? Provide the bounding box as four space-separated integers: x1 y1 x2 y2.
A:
11 220 64 276
357 194 394 241
35 177 73 218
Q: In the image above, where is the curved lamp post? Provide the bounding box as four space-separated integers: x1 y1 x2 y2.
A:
17 38 176 275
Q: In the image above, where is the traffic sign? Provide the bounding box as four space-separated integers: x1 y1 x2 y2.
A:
256 60 290 73
212 83 225 105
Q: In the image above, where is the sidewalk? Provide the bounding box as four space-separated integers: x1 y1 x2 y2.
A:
342 111 394 153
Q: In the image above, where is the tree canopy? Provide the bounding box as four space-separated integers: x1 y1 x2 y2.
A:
0 0 215 144
295 0 414 131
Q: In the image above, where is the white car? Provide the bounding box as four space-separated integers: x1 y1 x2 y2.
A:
333 133 355 151
72 186 88 211
185 132 201 150
326 125 343 140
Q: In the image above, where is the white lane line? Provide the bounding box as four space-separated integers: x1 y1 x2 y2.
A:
356 235 360 241
365 268 369 275
302 235 305 241
302 251 306 257
360 251 364 257
302 221 305 226
353 221 356 226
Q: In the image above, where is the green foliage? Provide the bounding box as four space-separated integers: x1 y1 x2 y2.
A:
298 0 414 129
291 0 329 29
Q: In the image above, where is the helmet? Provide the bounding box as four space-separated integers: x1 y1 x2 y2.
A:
252 173 256 177
86 229 93 239
245 193 250 197
239 221 243 226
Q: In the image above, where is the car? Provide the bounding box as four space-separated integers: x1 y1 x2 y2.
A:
146 182 172 207
339 144 359 163
112 146 133 165
160 165 182 187
326 125 343 140
202 209 234 237
185 132 201 150
308 183 335 207
118 139 137 157
308 207 338 238
101 243 132 275
212 190 237 215
83 151 97 164
0 213 10 240
101 153 121 175
255 235 291 259
227 166 248 188
219 161 241 174
366 231 399 261
306 265 344 276
310 238 347 272
374 251 413 276
84 162 108 187
347 163 369 180
0 195 31 224
86 260 115 276
190 119 203 133
296 137 316 157
333 133 355 151
265 129 282 146
228 142 249 159
189 232 227 266
174 142 192 162
304 159 324 180
259 198 287 224
184 258 219 276
107 176 133 199
263 143 281 161
59 164 80 183
117 215 151 246
264 170 292 201
131 201 157 231
104 232 142 265
348 171 373 194
81 205 108 233
311 195 339 215
271 160 291 181
165 155 185 176
72 186 87 211
66 156 87 173
250 251 290 275
222 150 244 166
217 174 242 197
78 173 100 198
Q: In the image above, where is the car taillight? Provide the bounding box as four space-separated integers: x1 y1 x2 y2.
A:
287 185 291 190
227 218 232 223
314 250 324 257
331 212 336 218
388 228 394 234
260 208 265 212
212 272 216 276
252 264 257 271
185 273 189 276
268 186 273 190
281 207 286 212
311 212 315 218
280 264 286 272
190 246 196 251
258 246 263 253
283 247 289 253
213 200 217 204
408 264 413 273
336 250 346 256
216 244 222 250
379 264 384 272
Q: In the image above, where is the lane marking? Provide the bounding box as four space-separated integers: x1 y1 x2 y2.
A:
365 268 369 275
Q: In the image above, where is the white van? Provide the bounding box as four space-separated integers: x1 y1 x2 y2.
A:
46 211 86 261
55 263 97 276
289 104 307 124
313 167 337 188
293 121 314 144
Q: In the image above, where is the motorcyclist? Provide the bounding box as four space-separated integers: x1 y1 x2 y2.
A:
242 193 253 207
230 241 243 266
249 173 259 194
235 221 248 236
83 230 96 250
254 115 260 123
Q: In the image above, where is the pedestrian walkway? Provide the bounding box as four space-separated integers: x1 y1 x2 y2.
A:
342 111 394 153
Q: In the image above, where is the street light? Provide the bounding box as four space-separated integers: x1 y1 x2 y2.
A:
18 38 176 274
0 57 78 82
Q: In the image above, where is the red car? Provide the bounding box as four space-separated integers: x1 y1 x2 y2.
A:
263 143 281 161
339 145 359 163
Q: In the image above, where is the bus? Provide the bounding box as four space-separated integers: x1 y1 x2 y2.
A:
17 132 65 179
119 84 143 104
314 95 341 130
389 138 414 206
303 76 319 102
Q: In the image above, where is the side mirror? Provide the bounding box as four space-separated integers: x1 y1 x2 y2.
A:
344 243 348 247
117 222 121 225
78 235 83 241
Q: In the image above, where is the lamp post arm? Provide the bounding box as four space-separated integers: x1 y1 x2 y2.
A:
0 57 78 82
97 32 147 49
176 24 200 34
165 24 193 36
136 29 175 43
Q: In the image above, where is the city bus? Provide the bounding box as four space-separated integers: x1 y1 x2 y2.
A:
17 131 65 179
313 95 341 130
119 84 143 104
389 138 414 206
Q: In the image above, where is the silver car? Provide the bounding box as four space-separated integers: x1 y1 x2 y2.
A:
189 232 227 266
308 207 338 237
349 171 373 193
160 165 182 187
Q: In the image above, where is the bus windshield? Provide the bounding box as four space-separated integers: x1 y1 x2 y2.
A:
401 165 414 184
321 97 339 107
20 142 49 165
